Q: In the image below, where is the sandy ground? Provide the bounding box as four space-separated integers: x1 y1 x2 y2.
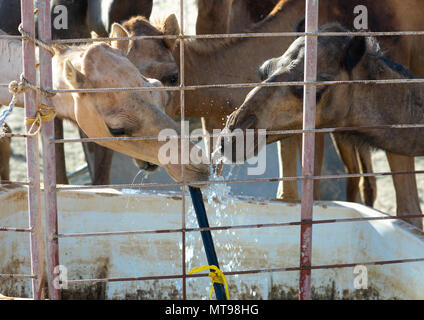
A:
3 0 424 216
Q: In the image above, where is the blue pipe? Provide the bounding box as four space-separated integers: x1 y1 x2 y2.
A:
188 186 227 300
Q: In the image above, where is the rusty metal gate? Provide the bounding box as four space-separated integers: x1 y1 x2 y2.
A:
1 0 424 300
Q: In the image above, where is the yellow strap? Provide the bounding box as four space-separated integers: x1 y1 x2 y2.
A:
189 265 230 300
25 104 56 136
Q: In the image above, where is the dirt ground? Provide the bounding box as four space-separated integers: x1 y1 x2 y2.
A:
3 0 424 216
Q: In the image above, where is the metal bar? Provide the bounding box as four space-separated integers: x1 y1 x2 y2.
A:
0 180 32 186
21 0 45 300
38 0 61 301
0 274 36 279
0 227 33 233
51 169 424 191
299 0 319 300
61 256 424 285
9 29 422 45
179 0 187 301
48 122 424 144
55 212 424 239
1 77 417 93
3 76 424 93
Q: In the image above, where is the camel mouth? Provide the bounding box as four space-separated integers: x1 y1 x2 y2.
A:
133 159 159 172
165 163 210 186
228 114 258 131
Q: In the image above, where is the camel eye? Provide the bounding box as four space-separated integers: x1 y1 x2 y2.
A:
107 125 127 137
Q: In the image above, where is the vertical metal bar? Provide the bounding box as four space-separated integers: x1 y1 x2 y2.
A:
179 0 187 300
21 0 45 300
299 0 319 300
38 0 61 300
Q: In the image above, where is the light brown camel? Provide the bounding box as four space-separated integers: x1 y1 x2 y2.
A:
60 15 181 185
156 0 422 224
0 123 11 181
85 15 181 182
225 23 424 228
0 31 208 183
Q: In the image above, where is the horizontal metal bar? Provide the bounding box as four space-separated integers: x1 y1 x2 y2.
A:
0 133 29 138
1 29 423 44
48 122 424 144
53 170 424 191
1 77 420 93
56 213 424 239
0 227 32 233
0 273 36 279
65 274 185 284
62 256 424 285
0 180 32 186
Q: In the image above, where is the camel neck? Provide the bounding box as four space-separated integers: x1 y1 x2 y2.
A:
345 71 424 157
181 0 304 86
171 0 305 119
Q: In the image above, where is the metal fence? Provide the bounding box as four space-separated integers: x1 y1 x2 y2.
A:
1 0 424 300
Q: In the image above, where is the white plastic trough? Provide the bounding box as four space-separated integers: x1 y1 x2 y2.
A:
1 184 424 300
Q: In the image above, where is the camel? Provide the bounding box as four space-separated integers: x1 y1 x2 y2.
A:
0 123 11 181
145 0 423 226
1 0 154 185
51 0 155 185
0 4 180 184
224 23 424 228
0 29 208 184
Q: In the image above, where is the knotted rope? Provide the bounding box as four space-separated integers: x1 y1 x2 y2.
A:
0 22 56 137
18 23 56 57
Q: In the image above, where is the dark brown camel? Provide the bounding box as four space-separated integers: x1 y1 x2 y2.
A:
225 23 424 229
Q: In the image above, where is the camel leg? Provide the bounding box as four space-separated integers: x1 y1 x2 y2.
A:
277 133 323 201
78 128 113 185
331 134 361 202
92 145 114 185
0 124 11 181
54 118 69 185
313 133 324 201
386 152 422 229
356 147 377 207
277 136 300 201
0 140 10 181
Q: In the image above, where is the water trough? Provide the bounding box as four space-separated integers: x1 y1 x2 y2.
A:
1 184 424 299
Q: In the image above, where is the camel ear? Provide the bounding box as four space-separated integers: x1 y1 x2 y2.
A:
110 23 130 55
91 30 100 39
163 14 180 50
344 36 366 71
64 59 87 89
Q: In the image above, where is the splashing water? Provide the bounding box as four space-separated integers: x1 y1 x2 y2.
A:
124 170 151 209
184 155 245 274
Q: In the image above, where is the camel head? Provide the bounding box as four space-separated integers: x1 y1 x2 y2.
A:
92 15 180 119
63 42 208 183
224 23 375 159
